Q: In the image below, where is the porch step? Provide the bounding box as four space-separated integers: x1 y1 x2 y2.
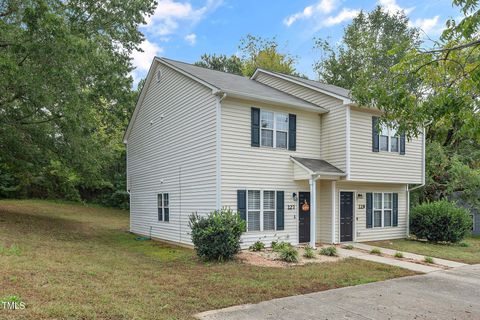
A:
350 243 467 268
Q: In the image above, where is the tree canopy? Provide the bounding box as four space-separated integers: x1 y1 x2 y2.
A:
0 0 155 206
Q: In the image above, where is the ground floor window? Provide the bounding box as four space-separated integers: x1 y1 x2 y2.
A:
157 193 169 222
247 190 276 232
373 192 393 228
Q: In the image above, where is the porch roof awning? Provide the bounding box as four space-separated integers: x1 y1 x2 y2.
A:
291 157 345 176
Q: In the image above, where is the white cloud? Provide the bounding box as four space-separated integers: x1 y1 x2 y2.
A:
284 0 337 26
131 39 163 72
144 0 222 35
184 33 197 45
410 15 441 35
378 0 414 15
324 8 359 26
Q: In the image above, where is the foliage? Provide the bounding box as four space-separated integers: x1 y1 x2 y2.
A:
410 201 472 243
249 241 265 252
0 244 21 256
194 54 243 75
303 245 315 259
370 248 382 255
0 0 153 207
320 246 337 256
343 244 354 250
271 241 292 252
279 245 299 263
195 34 300 78
424 256 434 264
394 252 404 258
189 209 245 261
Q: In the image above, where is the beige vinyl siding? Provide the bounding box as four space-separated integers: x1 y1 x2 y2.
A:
349 107 423 183
127 62 217 245
320 106 346 172
220 97 322 248
317 180 333 243
254 72 342 109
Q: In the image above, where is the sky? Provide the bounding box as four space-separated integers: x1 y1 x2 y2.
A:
131 0 462 83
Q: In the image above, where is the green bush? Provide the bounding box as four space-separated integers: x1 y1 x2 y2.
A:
272 241 292 252
394 252 404 258
342 244 354 250
370 248 381 255
410 200 472 243
320 246 337 256
189 209 245 261
303 245 315 259
424 256 434 264
249 241 265 252
279 246 299 263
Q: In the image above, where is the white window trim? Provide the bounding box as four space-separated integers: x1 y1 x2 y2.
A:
157 192 169 222
246 189 277 232
373 192 394 228
260 109 288 149
380 125 400 153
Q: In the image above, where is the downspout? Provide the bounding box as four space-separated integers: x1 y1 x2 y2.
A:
215 92 227 210
406 128 426 237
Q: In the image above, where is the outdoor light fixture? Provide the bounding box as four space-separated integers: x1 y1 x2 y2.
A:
292 192 298 201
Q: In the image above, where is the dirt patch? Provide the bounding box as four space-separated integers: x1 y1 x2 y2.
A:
237 246 342 268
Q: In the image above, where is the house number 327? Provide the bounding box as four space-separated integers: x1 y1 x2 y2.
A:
287 205 296 210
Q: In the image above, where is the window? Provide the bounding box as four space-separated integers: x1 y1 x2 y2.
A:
247 190 277 232
373 192 393 228
260 110 288 149
380 124 400 153
157 193 169 222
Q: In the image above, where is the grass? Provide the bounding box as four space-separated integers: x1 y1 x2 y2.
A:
370 248 382 255
367 237 480 264
0 200 416 320
394 252 404 259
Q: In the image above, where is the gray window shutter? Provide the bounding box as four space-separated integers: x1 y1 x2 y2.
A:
251 108 260 147
366 192 373 228
372 117 379 152
288 114 296 151
393 193 398 227
276 191 284 230
237 190 246 222
400 133 406 155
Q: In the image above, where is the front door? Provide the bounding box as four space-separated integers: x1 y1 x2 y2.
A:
340 192 354 242
298 192 311 243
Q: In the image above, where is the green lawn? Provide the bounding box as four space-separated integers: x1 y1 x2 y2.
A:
367 237 480 264
0 200 415 320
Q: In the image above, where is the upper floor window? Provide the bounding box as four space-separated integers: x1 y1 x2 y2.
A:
380 124 399 153
260 110 288 149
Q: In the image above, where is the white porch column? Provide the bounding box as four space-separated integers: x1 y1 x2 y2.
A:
309 177 317 247
331 180 336 244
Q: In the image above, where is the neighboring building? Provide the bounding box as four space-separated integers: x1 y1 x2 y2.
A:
124 57 425 248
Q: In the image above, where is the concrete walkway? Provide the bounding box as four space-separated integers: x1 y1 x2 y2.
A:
196 264 480 320
336 247 442 273
350 242 468 268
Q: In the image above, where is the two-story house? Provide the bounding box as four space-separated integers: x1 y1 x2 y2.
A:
124 57 425 248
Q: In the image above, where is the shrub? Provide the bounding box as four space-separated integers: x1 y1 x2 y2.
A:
410 200 472 243
394 252 404 258
249 241 265 252
272 241 292 252
459 242 470 247
303 245 315 259
279 246 299 263
343 244 354 250
370 248 381 255
189 209 245 261
424 256 434 264
320 246 337 256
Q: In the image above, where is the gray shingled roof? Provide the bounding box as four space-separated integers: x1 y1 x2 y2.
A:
292 157 345 175
158 58 327 112
260 70 351 99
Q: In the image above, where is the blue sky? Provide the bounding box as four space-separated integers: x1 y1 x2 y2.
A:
131 0 461 83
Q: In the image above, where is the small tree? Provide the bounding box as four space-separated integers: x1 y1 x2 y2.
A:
189 209 245 261
410 200 472 243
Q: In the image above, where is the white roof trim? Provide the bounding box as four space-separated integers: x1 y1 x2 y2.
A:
252 69 352 104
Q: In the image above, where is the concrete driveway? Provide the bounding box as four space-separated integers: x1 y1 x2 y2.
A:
196 264 480 320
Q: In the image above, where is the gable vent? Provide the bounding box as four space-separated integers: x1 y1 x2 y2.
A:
156 70 162 82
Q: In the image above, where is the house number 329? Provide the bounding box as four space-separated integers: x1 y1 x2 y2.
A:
287 205 296 210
